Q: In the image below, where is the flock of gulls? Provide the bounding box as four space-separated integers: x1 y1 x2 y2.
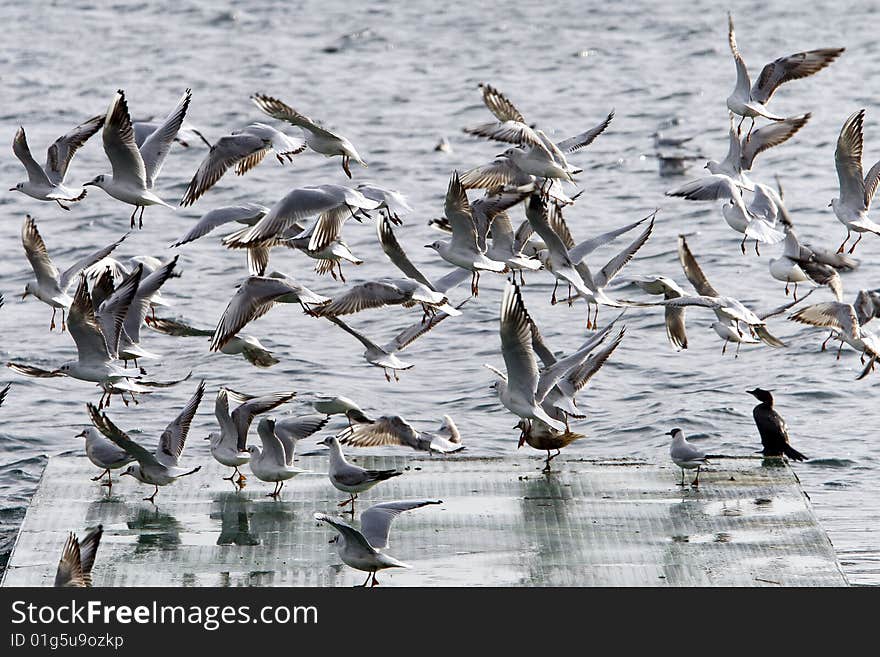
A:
5 13 880 587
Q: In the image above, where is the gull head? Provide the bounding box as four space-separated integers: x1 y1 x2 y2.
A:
121 464 140 479
83 174 106 189
56 362 72 374
204 431 220 444
75 429 89 439
746 388 773 403
318 436 337 448
665 428 682 439
246 445 261 457
21 282 36 300
424 241 443 251
328 534 339 545
9 183 23 193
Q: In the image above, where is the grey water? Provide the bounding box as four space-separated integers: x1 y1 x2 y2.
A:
1 0 877 584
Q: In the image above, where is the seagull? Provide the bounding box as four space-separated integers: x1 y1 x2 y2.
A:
324 300 466 381
252 93 367 177
171 203 270 248
10 114 104 209
789 301 880 379
314 278 461 320
313 396 374 427
209 272 329 351
726 13 843 137
769 227 843 301
318 435 402 513
145 316 279 367
54 525 102 587
338 414 464 454
84 89 191 228
830 110 880 254
355 184 412 224
206 388 297 485
315 499 442 586
86 380 205 503
650 235 788 353
855 288 880 328
746 389 807 461
484 211 543 282
77 427 134 487
424 172 508 296
515 419 585 473
247 417 314 497
666 428 708 487
179 123 306 206
666 174 784 253
629 276 689 350
20 215 126 331
485 282 570 434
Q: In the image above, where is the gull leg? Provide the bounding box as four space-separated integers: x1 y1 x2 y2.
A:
474 271 481 297
746 118 755 141
692 466 701 487
223 466 240 482
371 572 380 587
736 115 745 135
130 206 137 229
567 284 573 307
144 485 159 504
740 234 747 255
837 230 851 254
519 269 525 286
836 340 844 360
755 240 760 256
679 468 686 487
50 308 57 331
342 156 352 179
784 282 790 296
337 261 346 283
821 331 833 351
793 283 799 301
384 368 391 382
722 339 728 355
543 452 552 473
735 341 742 358
138 205 145 229
237 471 247 486
92 468 110 482
393 370 399 382
848 233 863 255
61 308 67 332
550 280 559 305
55 199 71 211
361 572 372 587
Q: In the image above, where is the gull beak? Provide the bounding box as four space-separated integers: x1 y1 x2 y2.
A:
827 202 832 207
20 291 29 300
83 181 95 187
9 187 17 192
424 244 433 248
517 435 526 448
120 471 131 477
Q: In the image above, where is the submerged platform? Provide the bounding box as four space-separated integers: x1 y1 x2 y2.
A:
1 454 847 587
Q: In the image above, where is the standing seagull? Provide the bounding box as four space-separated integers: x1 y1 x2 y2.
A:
77 427 134 487
86 380 206 503
54 526 103 587
746 389 806 461
666 428 709 487
830 110 880 254
85 89 191 228
20 214 126 331
726 13 843 137
10 114 104 209
315 499 442 586
318 435 402 513
206 388 297 485
247 417 314 497
252 94 366 177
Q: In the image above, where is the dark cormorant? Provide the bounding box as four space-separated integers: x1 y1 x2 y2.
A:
746 388 806 461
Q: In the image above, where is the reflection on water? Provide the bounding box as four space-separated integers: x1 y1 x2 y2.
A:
211 492 259 547
518 473 577 585
127 506 183 553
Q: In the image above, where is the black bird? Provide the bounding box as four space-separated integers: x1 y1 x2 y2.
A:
746 388 806 461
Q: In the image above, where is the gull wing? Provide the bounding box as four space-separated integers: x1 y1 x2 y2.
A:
445 171 480 252
77 525 103 578
459 157 530 190
568 212 652 264
140 88 192 188
789 301 859 340
60 232 127 293
376 216 434 288
257 419 289 466
274 415 328 464
6 362 64 378
741 114 810 171
122 256 179 343
835 110 867 209
314 513 375 554
464 120 542 148
21 215 61 289
179 134 268 206
251 94 340 141
12 127 52 186
156 379 205 468
478 83 526 123
96 264 142 358
232 391 297 452
317 281 410 317
499 282 540 400
727 13 752 98
210 276 303 351
87 402 161 468
677 235 719 297
751 48 844 105
54 533 85 587
758 288 815 320
555 111 615 154
382 299 467 354
45 114 105 185
102 90 148 189
666 174 741 202
68 278 113 365
536 319 618 403
594 217 655 289
359 500 442 549
145 316 212 337
214 388 238 448
339 415 420 449
568 328 625 393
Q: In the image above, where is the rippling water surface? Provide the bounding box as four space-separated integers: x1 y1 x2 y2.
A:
1 0 878 584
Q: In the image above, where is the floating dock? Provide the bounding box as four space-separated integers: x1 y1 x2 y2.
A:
1 454 847 587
